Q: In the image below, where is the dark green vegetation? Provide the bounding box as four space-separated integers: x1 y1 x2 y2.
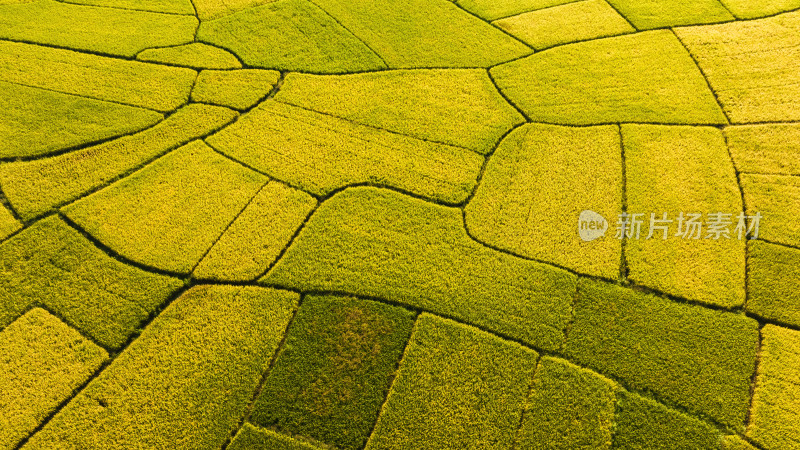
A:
23 285 299 449
263 187 577 351
565 279 759 427
613 391 720 449
251 295 415 449
0 216 183 349
747 241 800 327
366 314 538 449
0 308 107 449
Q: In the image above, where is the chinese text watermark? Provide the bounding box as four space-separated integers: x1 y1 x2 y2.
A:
579 210 762 242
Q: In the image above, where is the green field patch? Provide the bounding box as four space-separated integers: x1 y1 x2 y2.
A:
606 0 733 29
197 0 386 73
366 314 538 449
137 43 242 69
191 69 281 110
741 174 800 247
0 204 20 241
194 181 317 282
0 81 163 159
0 216 183 349
726 124 800 176
613 391 720 449
0 104 237 221
309 0 531 68
251 295 415 449
0 0 197 57
262 187 577 350
23 285 299 449
0 308 108 449
490 30 727 125
229 424 323 450
565 279 759 428
193 0 277 20
274 70 524 154
718 0 800 18
62 0 195 14
746 325 800 449
206 100 483 204
720 435 758 450
747 241 800 327
465 123 623 279
63 140 266 274
676 11 800 123
516 357 618 449
455 0 574 20
623 125 745 308
493 0 634 50
0 40 196 112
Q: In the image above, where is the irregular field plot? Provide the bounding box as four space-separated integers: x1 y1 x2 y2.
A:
676 11 800 123
493 0 635 50
366 314 538 449
251 295 415 449
0 308 107 449
747 325 800 449
465 123 623 279
23 285 298 449
490 30 728 125
623 124 745 308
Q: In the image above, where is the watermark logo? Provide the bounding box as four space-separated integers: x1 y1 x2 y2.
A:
579 211 762 241
578 210 609 242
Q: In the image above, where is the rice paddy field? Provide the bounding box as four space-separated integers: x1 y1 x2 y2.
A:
0 0 799 449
